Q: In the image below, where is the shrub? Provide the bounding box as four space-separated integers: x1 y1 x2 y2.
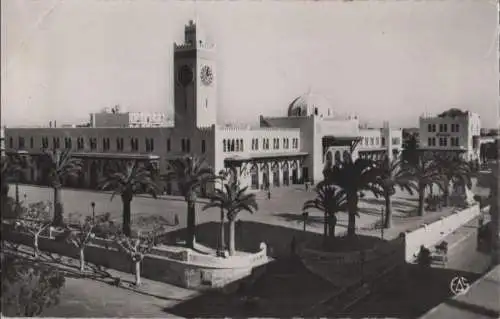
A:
1 255 66 317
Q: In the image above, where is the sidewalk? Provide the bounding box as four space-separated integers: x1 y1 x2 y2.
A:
3 244 198 317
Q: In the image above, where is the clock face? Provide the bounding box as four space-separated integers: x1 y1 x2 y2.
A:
200 65 214 85
177 65 194 87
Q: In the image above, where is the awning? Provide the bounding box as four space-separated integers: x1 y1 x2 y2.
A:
224 151 309 163
6 150 160 160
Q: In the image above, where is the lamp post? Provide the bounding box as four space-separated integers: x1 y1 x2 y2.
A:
381 207 385 240
91 202 96 223
302 211 309 232
217 170 226 257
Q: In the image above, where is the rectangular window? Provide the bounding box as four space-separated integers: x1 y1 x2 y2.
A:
181 139 186 152
370 138 374 145
428 124 432 132
65 137 72 149
18 137 25 149
145 138 154 152
381 137 385 146
53 137 60 149
77 138 84 150
103 138 110 151
116 138 124 151
42 137 49 149
240 139 244 152
30 137 34 149
223 139 227 152
202 140 206 153
90 138 97 150
9 137 13 148
167 138 171 152
186 139 190 152
439 137 448 147
376 137 380 145
130 138 138 151
365 137 369 145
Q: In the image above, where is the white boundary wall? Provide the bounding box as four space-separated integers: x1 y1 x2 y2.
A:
404 204 480 261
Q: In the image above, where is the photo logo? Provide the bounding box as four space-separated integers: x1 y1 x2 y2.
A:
449 276 470 296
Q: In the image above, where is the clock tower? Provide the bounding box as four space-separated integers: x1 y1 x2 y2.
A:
173 20 217 129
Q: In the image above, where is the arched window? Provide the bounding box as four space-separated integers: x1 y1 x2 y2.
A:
223 139 227 152
236 139 240 152
240 139 244 151
326 151 333 166
231 139 235 152
334 151 342 165
343 150 351 163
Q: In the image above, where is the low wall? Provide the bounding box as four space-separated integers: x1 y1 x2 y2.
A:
404 204 480 261
2 226 269 291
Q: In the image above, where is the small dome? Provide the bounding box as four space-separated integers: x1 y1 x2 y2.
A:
287 91 334 117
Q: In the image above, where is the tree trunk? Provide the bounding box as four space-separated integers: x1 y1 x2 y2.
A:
229 219 236 256
80 248 85 272
323 211 328 248
443 181 450 207
384 193 393 229
347 195 358 237
418 185 425 217
219 207 225 253
15 182 19 207
186 199 196 249
135 261 141 286
33 234 39 258
121 195 132 237
52 186 64 226
329 215 337 238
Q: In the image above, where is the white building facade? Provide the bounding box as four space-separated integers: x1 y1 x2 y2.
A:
4 20 403 194
419 109 481 162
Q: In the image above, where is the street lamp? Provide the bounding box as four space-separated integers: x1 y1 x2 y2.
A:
217 170 226 256
381 207 385 240
91 202 96 223
302 211 309 232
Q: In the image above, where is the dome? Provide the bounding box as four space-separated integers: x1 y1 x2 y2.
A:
287 91 335 117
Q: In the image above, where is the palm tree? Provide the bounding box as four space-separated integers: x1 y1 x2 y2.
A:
375 156 416 229
303 180 347 246
1 154 28 209
323 157 382 237
41 149 82 226
100 160 160 237
163 155 216 249
433 154 473 207
203 179 258 256
400 154 443 216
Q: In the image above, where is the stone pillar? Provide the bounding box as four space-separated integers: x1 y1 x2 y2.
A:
296 160 302 183
277 163 283 187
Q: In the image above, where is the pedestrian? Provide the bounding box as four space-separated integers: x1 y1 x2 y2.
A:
305 182 309 192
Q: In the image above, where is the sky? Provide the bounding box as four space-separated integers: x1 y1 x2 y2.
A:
1 0 498 128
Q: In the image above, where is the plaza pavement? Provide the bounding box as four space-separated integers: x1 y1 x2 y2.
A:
10 183 440 238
